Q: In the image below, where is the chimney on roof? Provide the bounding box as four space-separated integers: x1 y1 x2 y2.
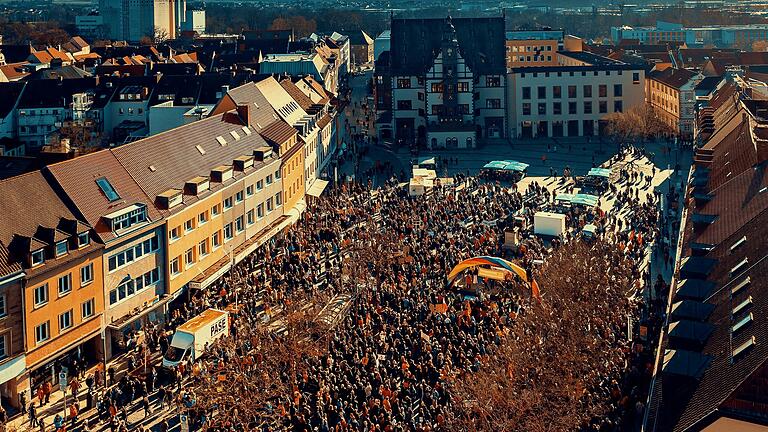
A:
236 104 253 128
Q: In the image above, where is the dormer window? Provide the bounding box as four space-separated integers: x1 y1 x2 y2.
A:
31 249 45 266
55 240 68 257
107 204 148 232
78 232 90 248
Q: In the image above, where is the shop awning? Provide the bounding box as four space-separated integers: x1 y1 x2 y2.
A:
0 355 25 385
555 193 598 207
306 179 329 197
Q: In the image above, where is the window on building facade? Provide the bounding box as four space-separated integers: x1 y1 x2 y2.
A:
614 100 623 112
59 310 73 332
614 84 623 97
235 216 244 232
431 83 443 93
486 76 501 87
599 101 608 113
569 102 577 115
82 298 94 319
185 248 194 266
553 102 562 115
396 78 411 88
397 100 412 110
522 103 531 116
486 99 501 109
198 239 209 257
583 85 592 98
553 86 561 99
224 196 233 209
522 87 531 99
35 321 50 345
81 263 93 286
171 257 180 275
584 101 592 114
457 82 469 92
537 86 546 99
599 85 607 98
568 86 577 98
107 236 159 272
633 72 640 83
538 103 546 115
212 231 222 249
58 273 72 296
257 203 264 219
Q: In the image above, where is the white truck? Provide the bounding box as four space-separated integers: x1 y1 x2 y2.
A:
533 211 566 237
163 308 229 368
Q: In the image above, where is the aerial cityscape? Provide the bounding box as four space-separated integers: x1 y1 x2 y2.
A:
0 0 766 431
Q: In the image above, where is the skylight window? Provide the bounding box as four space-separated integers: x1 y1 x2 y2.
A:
242 126 252 136
733 296 753 316
730 236 746 251
732 336 755 359
216 136 227 146
732 313 753 333
731 276 751 296
196 145 206 155
230 131 241 141
731 258 749 277
96 177 120 202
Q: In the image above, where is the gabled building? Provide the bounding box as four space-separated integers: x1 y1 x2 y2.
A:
349 30 374 66
45 151 166 360
212 81 309 217
383 16 506 148
648 67 702 139
0 171 104 402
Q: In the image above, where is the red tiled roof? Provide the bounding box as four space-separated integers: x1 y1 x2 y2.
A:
45 150 161 243
650 67 697 89
280 79 313 111
259 119 297 146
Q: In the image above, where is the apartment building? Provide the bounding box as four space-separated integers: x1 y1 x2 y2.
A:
647 67 701 139
507 51 646 138
45 151 166 360
384 16 507 148
505 29 564 69
110 109 284 294
213 82 310 216
99 0 182 42
0 172 104 401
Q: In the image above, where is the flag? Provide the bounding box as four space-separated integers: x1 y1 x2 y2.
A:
531 279 542 302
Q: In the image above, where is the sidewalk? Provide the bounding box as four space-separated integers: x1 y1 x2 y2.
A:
9 350 163 431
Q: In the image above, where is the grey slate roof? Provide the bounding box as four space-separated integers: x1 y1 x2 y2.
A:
389 16 506 76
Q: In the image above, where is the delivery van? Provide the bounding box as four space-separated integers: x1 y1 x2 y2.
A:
163 308 229 368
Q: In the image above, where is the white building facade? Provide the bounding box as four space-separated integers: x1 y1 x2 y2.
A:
508 63 645 138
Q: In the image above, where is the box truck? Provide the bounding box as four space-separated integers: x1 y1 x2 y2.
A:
533 212 566 237
163 308 229 368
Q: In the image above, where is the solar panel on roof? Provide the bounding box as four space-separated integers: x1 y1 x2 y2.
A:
96 177 120 202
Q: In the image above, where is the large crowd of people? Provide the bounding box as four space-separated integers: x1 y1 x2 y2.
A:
152 148 667 431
